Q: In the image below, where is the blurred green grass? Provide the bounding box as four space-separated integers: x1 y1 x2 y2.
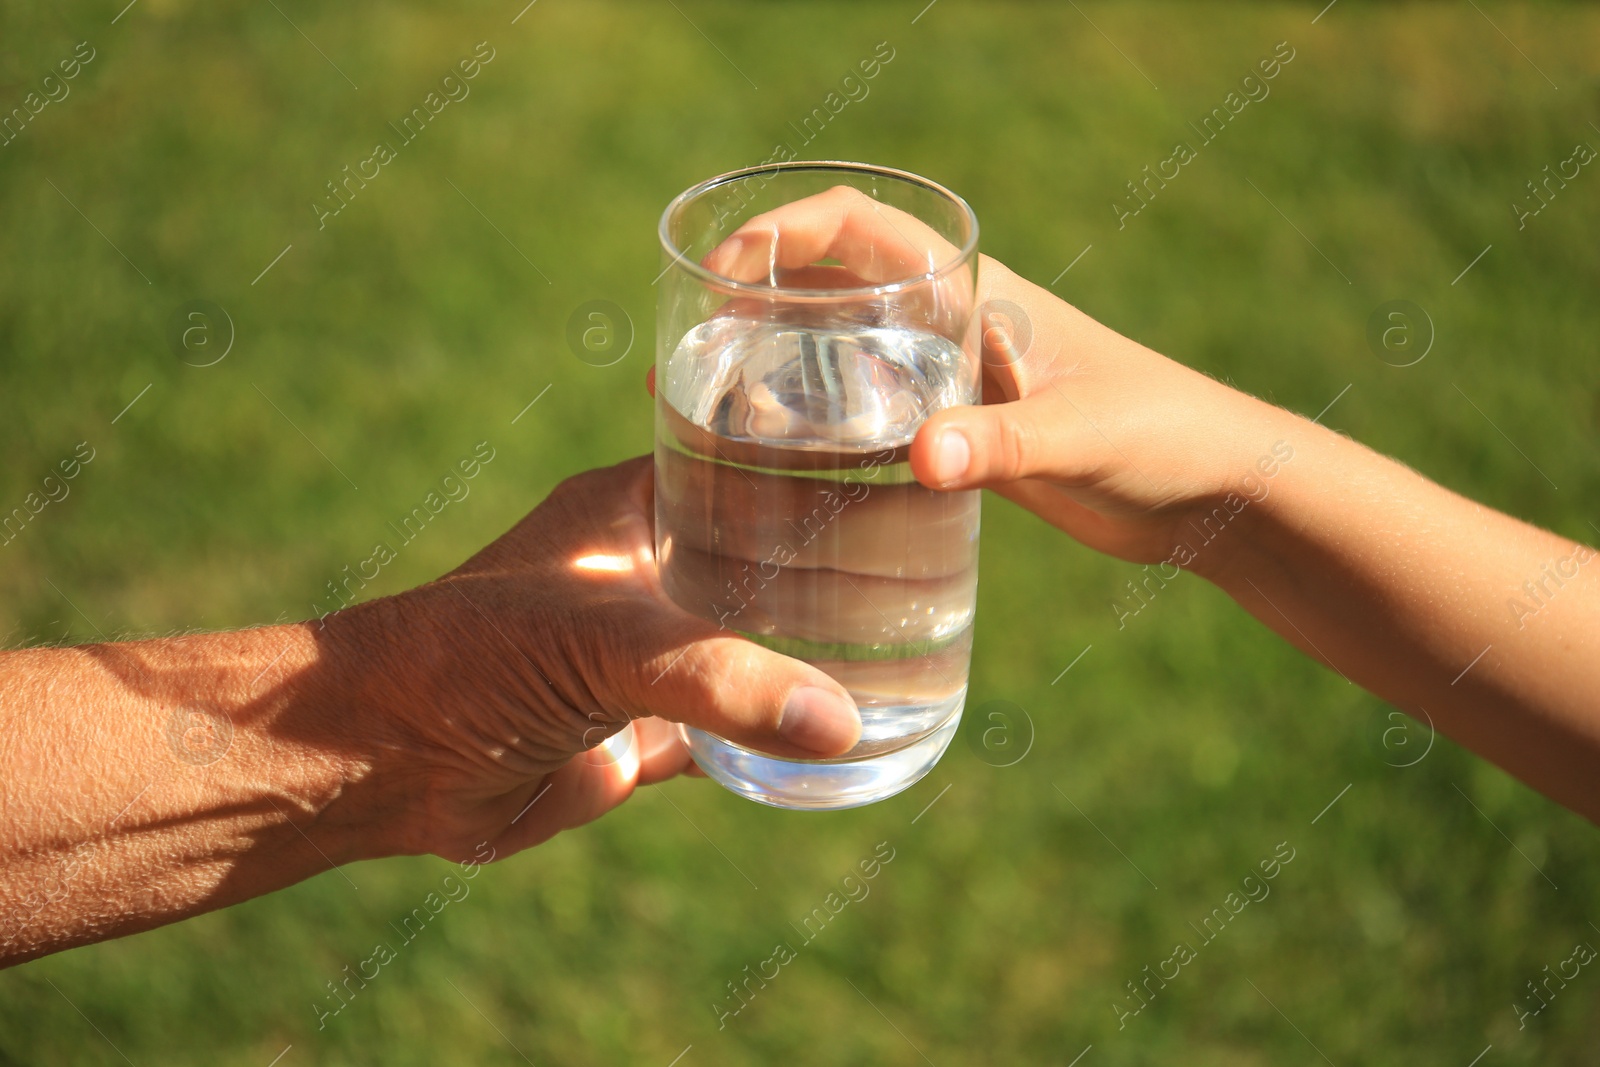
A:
2 1 1598 1063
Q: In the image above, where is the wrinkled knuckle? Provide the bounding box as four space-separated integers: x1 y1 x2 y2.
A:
672 641 736 701
701 662 767 733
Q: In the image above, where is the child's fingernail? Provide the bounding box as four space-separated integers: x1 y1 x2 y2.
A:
709 236 744 273
935 429 970 485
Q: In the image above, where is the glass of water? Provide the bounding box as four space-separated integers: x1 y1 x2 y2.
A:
654 162 981 810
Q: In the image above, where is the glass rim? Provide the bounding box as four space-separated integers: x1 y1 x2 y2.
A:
658 160 980 300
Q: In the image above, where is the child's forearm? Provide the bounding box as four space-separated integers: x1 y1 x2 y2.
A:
1211 412 1600 820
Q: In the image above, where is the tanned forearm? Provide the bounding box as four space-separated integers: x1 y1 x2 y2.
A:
0 609 410 967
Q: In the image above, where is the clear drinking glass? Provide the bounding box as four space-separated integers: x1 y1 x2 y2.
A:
654 161 981 810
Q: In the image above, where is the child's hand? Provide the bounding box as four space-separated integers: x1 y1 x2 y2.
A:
910 255 1296 571
698 184 1295 571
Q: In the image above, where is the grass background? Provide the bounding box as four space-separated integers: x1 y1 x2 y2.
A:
2 0 1599 1063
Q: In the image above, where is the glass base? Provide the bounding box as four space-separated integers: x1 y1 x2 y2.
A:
682 699 964 811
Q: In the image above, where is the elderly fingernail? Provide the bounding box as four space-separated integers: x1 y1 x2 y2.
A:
934 429 970 486
779 686 859 755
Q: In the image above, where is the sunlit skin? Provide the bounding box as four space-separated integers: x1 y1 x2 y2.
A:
691 185 1600 825
8 188 1597 972
0 459 860 968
